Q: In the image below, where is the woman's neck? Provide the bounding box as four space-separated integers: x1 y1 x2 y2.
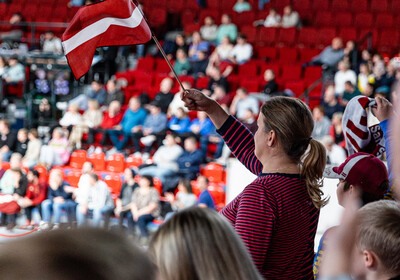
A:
260 153 299 174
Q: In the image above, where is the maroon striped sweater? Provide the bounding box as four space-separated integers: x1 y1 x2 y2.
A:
218 116 319 279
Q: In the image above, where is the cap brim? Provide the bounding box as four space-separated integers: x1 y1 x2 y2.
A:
323 166 344 179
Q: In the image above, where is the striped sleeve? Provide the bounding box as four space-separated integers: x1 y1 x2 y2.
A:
235 183 277 271
217 115 262 175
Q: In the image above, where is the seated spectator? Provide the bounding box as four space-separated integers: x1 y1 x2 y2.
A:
329 112 345 148
2 55 25 85
0 56 8 78
168 107 191 134
87 100 123 147
196 175 215 209
211 85 231 110
176 137 203 180
22 129 42 168
320 136 346 166
188 31 210 62
190 50 209 77
173 48 191 76
208 37 234 74
342 81 361 106
263 69 279 95
334 60 357 95
59 103 82 128
322 85 344 119
0 13 25 45
162 33 188 60
254 8 281 27
132 101 167 156
42 30 62 54
229 87 259 119
309 37 346 68
200 125 225 161
39 128 70 168
104 78 125 106
168 81 191 117
189 111 214 138
233 0 251 13
108 97 147 153
358 63 374 94
69 99 103 149
139 133 183 190
207 66 229 93
216 14 238 44
362 83 375 97
240 108 258 134
152 78 174 114
312 106 331 140
0 119 16 162
41 169 76 229
129 175 160 241
76 173 114 228
15 128 28 157
0 153 27 229
280 5 300 28
0 227 157 280
228 34 253 65
19 169 47 228
200 16 218 43
37 98 52 126
164 179 197 214
69 80 106 110
105 168 138 229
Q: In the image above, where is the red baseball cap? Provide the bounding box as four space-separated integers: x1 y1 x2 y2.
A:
324 152 388 196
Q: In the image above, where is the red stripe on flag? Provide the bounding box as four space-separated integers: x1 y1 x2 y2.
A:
345 132 361 152
359 116 368 126
346 119 370 140
357 97 370 108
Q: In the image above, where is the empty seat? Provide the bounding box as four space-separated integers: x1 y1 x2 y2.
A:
69 150 87 169
184 23 200 35
167 0 184 13
238 61 259 78
155 58 172 73
136 57 155 73
88 152 106 171
126 154 143 168
240 78 261 92
297 27 318 47
354 13 373 29
256 46 278 61
375 13 394 29
196 76 210 89
299 48 320 63
202 162 224 183
316 28 337 47
66 171 82 188
281 65 302 82
278 47 298 63
350 0 368 12
331 0 349 12
284 81 305 97
181 9 198 26
232 11 256 27
338 27 357 43
106 153 125 173
104 175 123 195
148 8 167 27
333 12 353 27
304 66 322 82
207 184 226 211
315 11 333 27
277 27 297 46
370 0 388 13
257 27 277 46
311 0 330 11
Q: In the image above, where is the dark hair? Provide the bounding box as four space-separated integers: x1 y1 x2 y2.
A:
237 87 248 94
180 179 193 194
28 129 39 138
30 170 40 178
261 97 327 208
89 173 99 181
141 175 154 187
238 33 247 40
0 119 10 129
343 181 389 205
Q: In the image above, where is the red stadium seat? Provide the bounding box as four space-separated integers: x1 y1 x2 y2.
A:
184 0 201 12
311 0 330 11
299 48 320 63
357 29 379 49
126 154 143 168
66 170 82 188
316 28 337 48
240 78 261 92
333 12 353 28
278 47 298 63
331 0 349 12
202 162 224 183
375 13 394 29
155 58 172 74
293 0 311 15
88 152 106 171
315 11 333 27
338 27 357 43
220 0 236 10
240 25 257 44
297 27 318 47
227 75 239 90
207 183 226 210
106 153 125 173
178 75 195 87
378 29 400 54
238 61 259 78
284 81 305 97
277 27 297 46
33 165 48 181
184 23 200 35
181 9 198 26
196 76 210 89
148 8 167 27
104 174 123 195
167 0 184 13
350 0 368 13
153 177 163 195
136 57 155 73
257 27 277 46
281 65 302 82
390 0 400 11
370 0 388 13
256 46 278 61
206 0 220 10
354 13 373 29
232 11 256 27
69 150 87 169
199 10 220 26
304 66 322 84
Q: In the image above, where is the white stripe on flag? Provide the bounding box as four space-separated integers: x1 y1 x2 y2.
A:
62 7 143 55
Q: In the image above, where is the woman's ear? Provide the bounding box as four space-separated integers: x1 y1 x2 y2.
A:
363 250 378 269
267 130 276 147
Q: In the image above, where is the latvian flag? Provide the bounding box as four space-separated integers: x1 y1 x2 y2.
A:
62 0 152 79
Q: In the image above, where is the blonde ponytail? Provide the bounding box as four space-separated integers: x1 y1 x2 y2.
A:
301 139 328 209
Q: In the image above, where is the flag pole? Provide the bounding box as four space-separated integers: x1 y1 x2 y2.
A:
152 34 187 95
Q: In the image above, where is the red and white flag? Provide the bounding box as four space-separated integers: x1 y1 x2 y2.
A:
62 0 151 79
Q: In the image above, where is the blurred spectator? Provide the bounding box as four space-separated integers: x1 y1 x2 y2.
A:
176 137 203 180
207 66 229 93
15 128 28 157
322 85 344 119
152 78 174 113
132 101 167 156
34 69 51 95
164 179 197 213
139 133 183 189
69 80 106 110
329 112 345 148
105 168 138 229
200 125 225 161
312 106 331 140
188 31 210 62
173 48 191 76
334 60 357 95
280 5 301 28
42 30 63 54
216 14 238 44
104 79 125 106
59 103 82 128
320 136 346 166
168 81 191 116
254 8 281 27
211 85 231 110
240 108 258 134
375 86 390 99
19 170 47 228
39 128 70 168
209 36 234 67
196 175 215 209
233 0 251 13
2 55 25 84
263 69 279 95
41 169 75 229
163 34 188 60
76 173 114 228
108 97 147 153
0 56 8 77
362 83 375 97
229 87 259 119
372 54 386 86
0 153 26 195
0 13 25 44
87 100 123 146
342 81 361 105
309 38 346 68
228 34 253 65
77 161 94 192
0 119 16 162
129 175 160 241
69 99 103 149
200 16 218 42
189 111 214 138
168 107 191 134
190 50 209 77
357 63 374 94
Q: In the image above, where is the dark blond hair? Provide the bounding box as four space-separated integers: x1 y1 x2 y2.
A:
261 97 327 208
357 200 400 276
149 208 263 280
